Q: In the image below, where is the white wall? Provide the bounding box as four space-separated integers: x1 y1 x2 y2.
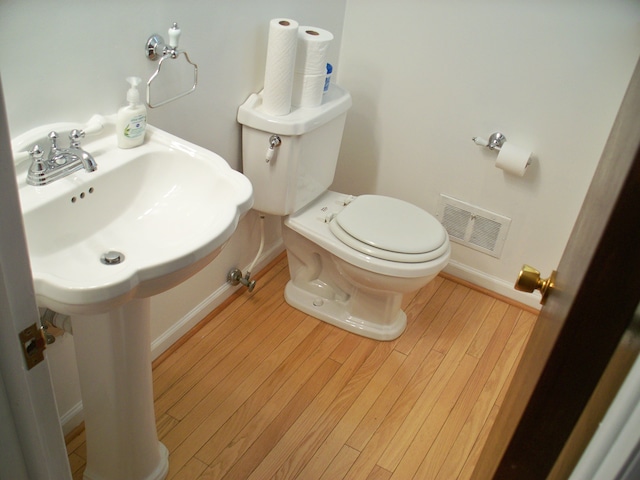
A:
335 0 640 303
0 0 346 432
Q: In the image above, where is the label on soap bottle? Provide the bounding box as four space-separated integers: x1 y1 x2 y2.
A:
124 114 146 139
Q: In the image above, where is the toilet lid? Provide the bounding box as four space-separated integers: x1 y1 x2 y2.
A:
330 195 448 263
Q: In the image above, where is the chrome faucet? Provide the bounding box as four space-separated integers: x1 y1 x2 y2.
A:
27 129 97 186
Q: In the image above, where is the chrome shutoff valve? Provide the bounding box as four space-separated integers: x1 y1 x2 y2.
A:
227 268 256 292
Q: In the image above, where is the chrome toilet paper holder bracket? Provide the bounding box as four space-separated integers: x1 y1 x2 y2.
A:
471 131 534 177
145 22 199 108
472 132 506 151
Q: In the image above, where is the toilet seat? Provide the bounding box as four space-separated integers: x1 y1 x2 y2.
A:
329 195 448 263
285 191 451 278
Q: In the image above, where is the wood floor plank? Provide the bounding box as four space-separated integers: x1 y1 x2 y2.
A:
394 276 445 352
67 452 84 476
346 347 425 452
367 465 393 480
377 290 494 471
152 256 287 374
66 259 538 480
156 413 179 441
433 289 494 355
343 350 445 480
166 312 314 476
244 338 379 479
220 357 343 479
434 305 522 480
154 266 287 412
395 277 456 355
467 301 509 359
417 302 519 479
346 288 463 453
494 310 538 408
162 307 305 454
331 333 366 364
166 301 299 420
269 341 400 480
72 468 84 480
459 403 502 479
152 257 289 393
171 457 208 480
297 350 407 479
65 429 86 461
319 445 361 480
416 282 471 354
388 353 479 479
195 322 345 465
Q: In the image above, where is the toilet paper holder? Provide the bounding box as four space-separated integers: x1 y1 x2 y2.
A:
472 132 507 151
472 131 533 176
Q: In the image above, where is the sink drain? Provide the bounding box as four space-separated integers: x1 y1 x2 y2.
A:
101 251 125 265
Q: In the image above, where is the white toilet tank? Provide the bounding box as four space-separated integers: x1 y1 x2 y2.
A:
237 84 352 215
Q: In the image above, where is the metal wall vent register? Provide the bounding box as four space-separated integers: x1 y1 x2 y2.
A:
436 194 511 258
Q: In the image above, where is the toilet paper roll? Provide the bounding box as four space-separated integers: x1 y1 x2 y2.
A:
496 143 532 176
295 27 333 75
292 72 326 107
262 18 299 116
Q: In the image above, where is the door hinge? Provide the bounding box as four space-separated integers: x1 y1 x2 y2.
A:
19 323 46 370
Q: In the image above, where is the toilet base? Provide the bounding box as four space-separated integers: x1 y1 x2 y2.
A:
284 281 407 341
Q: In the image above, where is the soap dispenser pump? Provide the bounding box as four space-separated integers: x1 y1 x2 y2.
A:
117 76 147 148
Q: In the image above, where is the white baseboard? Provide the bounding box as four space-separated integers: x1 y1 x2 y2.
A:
444 260 541 311
60 401 83 436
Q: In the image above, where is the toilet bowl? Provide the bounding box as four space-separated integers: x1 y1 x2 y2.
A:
282 191 450 340
237 83 450 340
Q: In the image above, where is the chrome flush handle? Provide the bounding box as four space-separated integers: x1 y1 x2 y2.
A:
265 134 281 163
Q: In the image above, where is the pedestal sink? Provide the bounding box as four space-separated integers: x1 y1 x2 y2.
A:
13 115 253 480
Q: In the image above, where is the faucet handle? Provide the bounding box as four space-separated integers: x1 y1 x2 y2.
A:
69 129 86 148
48 131 58 151
28 145 46 173
29 144 44 160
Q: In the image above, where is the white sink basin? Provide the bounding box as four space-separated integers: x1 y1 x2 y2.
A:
14 115 253 314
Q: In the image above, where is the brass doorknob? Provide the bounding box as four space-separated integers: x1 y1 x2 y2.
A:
514 265 556 304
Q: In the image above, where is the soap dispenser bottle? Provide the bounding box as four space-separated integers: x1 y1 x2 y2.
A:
117 76 147 148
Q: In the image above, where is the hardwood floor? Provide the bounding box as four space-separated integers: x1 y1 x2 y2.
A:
65 253 537 479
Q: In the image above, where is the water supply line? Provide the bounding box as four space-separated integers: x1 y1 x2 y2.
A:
246 214 265 279
227 214 265 292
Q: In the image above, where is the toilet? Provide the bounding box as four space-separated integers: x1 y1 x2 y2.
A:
237 84 450 340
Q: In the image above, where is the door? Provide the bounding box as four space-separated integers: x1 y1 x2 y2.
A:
0 80 72 478
471 56 640 479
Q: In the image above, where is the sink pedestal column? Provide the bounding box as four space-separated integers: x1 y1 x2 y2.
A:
71 298 169 480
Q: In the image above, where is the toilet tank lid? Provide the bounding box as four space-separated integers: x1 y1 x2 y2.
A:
237 84 352 136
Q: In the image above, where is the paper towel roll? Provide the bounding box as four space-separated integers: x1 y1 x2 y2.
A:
295 27 333 75
262 18 299 116
496 143 531 176
292 72 325 107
